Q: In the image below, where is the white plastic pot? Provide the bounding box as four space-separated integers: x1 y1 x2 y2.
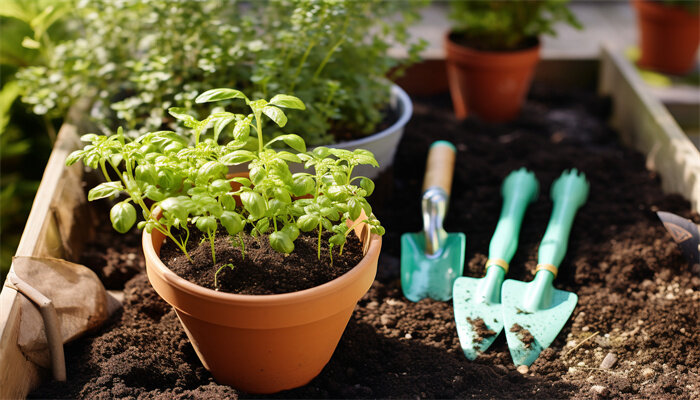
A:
229 85 413 180
326 84 413 179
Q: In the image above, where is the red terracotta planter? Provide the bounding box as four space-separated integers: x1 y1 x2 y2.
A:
633 0 700 75
444 32 541 122
143 219 381 393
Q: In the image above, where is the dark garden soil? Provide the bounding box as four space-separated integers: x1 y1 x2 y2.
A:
31 87 700 399
160 227 363 295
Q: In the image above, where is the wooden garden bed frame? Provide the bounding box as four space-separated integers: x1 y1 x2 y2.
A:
1 46 698 398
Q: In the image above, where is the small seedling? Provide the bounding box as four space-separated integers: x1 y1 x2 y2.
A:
215 263 236 291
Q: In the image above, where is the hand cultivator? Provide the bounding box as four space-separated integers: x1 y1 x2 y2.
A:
453 168 539 360
449 169 589 366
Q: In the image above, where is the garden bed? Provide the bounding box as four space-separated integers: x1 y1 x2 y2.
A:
28 81 700 398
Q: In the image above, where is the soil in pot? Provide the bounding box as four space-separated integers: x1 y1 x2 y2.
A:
159 227 364 295
31 87 699 399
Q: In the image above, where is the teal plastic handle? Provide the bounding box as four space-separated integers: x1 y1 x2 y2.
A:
537 169 590 270
488 168 540 265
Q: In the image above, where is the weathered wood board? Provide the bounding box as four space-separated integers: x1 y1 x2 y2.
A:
599 45 700 212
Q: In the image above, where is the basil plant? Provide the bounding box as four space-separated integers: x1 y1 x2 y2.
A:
67 88 384 265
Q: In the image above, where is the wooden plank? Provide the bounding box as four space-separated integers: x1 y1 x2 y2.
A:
0 100 88 399
599 45 700 213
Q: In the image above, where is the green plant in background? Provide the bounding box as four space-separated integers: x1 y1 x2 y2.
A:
448 0 581 51
660 0 700 14
68 88 384 288
17 0 426 146
1 0 74 284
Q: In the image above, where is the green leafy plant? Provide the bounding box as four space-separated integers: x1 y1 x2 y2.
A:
18 0 426 145
448 0 582 51
660 0 700 14
67 88 384 276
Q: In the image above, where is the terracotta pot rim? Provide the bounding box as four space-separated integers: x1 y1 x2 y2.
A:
142 224 382 306
445 30 541 56
633 0 700 22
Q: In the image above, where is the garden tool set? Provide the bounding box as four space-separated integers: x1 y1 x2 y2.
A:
453 168 539 360
401 141 465 302
401 159 589 366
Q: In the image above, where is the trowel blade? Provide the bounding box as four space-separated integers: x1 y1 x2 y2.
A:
501 279 578 366
453 277 503 360
400 232 465 302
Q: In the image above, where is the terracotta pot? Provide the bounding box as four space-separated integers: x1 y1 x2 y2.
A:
633 0 700 75
444 32 541 122
143 219 381 393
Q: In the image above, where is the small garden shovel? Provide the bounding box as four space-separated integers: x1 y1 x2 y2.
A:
502 169 589 366
453 168 539 360
401 141 465 302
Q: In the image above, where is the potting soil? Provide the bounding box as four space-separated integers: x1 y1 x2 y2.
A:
30 87 700 399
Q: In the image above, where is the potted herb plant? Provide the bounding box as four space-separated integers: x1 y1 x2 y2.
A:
444 0 581 122
17 0 426 179
66 88 385 393
632 0 700 75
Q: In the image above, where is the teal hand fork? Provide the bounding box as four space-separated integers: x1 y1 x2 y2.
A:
453 168 539 360
502 169 589 366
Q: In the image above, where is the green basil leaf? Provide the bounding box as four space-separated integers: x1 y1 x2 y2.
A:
88 181 123 201
291 175 315 197
262 105 287 127
220 211 245 235
266 134 306 153
269 230 294 254
110 202 136 233
329 233 346 246
297 214 319 232
232 118 251 141
281 224 300 241
250 166 267 185
168 107 199 128
348 198 362 220
360 177 375 196
240 191 266 219
277 151 301 163
195 88 248 104
255 218 270 234
220 150 255 165
273 187 292 204
269 94 306 110
65 150 84 166
196 216 217 233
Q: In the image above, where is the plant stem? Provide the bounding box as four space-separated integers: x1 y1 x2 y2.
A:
317 223 323 260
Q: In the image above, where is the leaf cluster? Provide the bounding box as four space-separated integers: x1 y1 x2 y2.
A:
448 0 582 51
67 88 384 264
16 0 427 145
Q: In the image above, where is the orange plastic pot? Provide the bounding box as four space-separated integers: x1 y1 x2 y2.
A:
143 220 381 393
444 32 541 122
633 0 700 75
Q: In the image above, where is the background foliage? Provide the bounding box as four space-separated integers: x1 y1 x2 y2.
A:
448 0 581 51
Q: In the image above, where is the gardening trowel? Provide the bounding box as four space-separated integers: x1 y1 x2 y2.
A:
401 141 465 302
453 168 539 360
502 169 589 366
656 211 700 272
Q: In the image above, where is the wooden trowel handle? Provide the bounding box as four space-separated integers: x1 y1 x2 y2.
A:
423 141 456 195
